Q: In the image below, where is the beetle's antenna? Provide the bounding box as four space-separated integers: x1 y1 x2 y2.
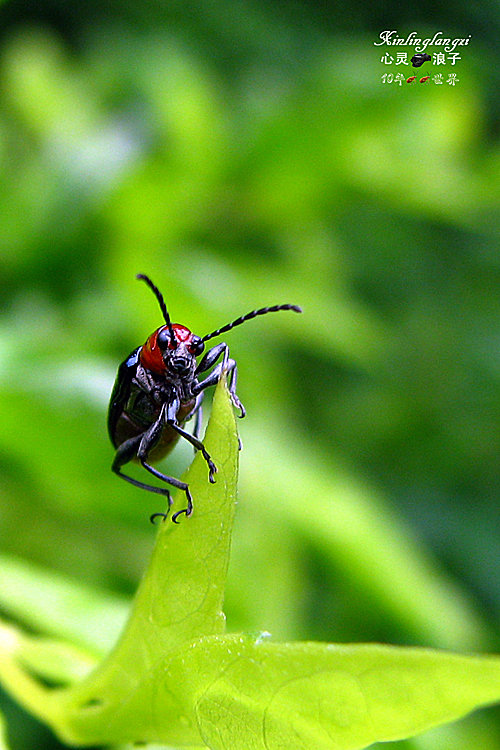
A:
136 274 177 345
202 304 302 343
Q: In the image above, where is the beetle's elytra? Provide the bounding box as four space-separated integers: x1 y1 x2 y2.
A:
108 274 302 523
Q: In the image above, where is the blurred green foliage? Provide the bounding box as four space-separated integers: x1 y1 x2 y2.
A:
0 0 499 748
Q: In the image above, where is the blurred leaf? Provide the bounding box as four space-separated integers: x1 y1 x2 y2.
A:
0 619 96 686
0 554 129 654
240 419 491 651
0 710 10 750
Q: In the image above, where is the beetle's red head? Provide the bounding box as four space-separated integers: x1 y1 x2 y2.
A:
140 324 204 376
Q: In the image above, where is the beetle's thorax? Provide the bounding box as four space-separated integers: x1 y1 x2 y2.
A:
134 358 196 404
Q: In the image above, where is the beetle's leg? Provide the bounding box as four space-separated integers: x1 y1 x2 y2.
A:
225 358 244 418
165 398 217 483
192 399 203 441
196 357 244 416
195 362 244 450
184 391 204 442
195 342 227 375
195 363 245 418
111 435 173 512
140 460 193 523
194 343 245 418
136 405 193 522
168 420 217 483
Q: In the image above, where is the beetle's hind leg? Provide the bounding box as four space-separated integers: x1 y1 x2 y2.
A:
139 459 193 523
111 436 173 520
113 413 192 523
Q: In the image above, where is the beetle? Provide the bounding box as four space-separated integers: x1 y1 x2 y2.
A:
411 53 431 68
108 274 302 523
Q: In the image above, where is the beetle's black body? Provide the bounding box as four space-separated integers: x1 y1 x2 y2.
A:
108 347 142 447
108 274 301 523
108 347 196 461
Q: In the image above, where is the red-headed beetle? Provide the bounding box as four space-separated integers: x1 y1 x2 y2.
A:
108 274 302 523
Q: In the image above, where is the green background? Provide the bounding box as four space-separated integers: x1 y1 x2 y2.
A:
0 0 499 748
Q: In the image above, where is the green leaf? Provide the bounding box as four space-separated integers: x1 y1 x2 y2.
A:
192 635 500 750
69 634 500 747
3 378 500 750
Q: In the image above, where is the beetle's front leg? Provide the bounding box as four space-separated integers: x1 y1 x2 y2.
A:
184 391 204 442
194 342 245 417
195 342 229 374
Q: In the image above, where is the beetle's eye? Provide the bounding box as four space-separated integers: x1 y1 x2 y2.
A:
157 327 176 350
189 336 204 355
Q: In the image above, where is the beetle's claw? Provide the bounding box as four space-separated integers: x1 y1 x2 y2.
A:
208 460 218 483
171 486 194 522
229 392 245 418
150 512 168 524
172 505 192 523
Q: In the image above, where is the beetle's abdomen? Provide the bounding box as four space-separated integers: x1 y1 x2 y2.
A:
111 388 160 448
112 411 151 449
